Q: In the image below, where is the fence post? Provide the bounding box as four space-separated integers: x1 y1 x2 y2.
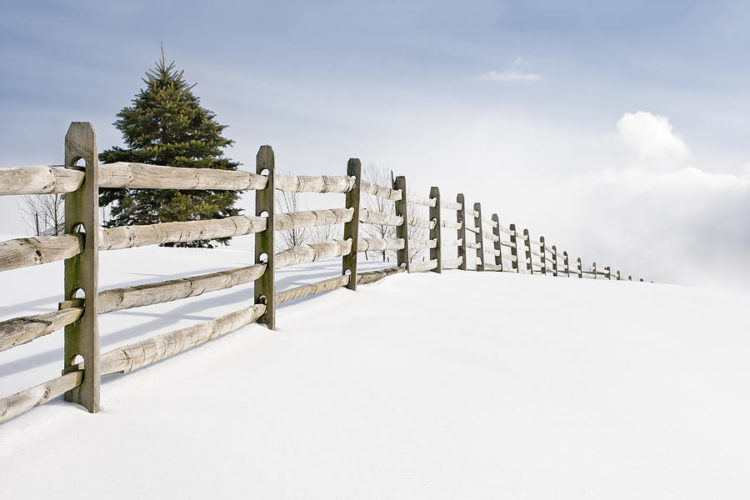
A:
491 214 502 271
551 245 558 276
343 158 361 290
523 229 532 273
605 266 611 280
509 223 519 272
429 186 441 273
63 122 100 413
394 176 410 272
539 236 547 275
617 270 621 281
255 146 276 330
474 202 484 271
576 257 583 278
592 261 597 280
456 193 467 271
563 251 570 277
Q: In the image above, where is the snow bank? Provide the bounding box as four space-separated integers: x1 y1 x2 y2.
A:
1 245 749 499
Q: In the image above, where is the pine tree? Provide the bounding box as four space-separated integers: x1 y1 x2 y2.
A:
99 51 241 248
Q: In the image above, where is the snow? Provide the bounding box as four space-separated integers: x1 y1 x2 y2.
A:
1 242 750 499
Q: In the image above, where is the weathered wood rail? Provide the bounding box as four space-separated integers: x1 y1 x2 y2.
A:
0 121 645 424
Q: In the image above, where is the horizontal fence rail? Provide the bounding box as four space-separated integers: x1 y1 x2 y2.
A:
0 121 645 425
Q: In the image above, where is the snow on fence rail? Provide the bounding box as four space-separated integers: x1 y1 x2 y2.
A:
0 122 645 424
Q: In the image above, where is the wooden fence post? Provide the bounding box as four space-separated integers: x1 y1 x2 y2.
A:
394 176 410 272
342 158 361 290
430 186 441 273
539 236 547 275
576 257 583 278
474 202 484 271
592 261 597 280
551 245 558 276
509 223 519 272
523 229 532 273
563 251 570 277
63 122 100 413
491 214 502 271
456 193 467 271
605 266 611 280
255 146 276 330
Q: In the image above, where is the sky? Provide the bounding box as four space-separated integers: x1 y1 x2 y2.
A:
1 0 749 290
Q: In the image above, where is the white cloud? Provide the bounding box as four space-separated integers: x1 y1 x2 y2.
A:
479 58 541 83
616 111 690 169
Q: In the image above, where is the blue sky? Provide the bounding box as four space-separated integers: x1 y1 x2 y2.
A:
2 0 749 288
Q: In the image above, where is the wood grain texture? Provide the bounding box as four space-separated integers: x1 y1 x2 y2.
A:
0 165 85 195
0 307 82 353
456 193 467 271
355 265 406 285
439 200 462 210
357 238 404 252
98 264 266 314
0 234 82 272
342 159 361 290
275 239 352 269
429 186 441 273
99 162 267 191
509 223 520 272
101 304 266 375
408 195 437 208
394 176 410 272
442 257 463 268
100 215 267 250
63 122 100 413
275 174 355 193
0 371 83 424
409 259 438 273
277 208 353 231
360 180 402 201
276 275 350 305
254 146 276 329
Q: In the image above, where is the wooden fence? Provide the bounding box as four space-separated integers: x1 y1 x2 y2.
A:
0 122 644 424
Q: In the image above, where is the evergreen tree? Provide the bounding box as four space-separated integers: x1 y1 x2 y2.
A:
99 51 241 247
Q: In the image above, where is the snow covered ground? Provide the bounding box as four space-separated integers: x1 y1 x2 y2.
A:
1 243 750 499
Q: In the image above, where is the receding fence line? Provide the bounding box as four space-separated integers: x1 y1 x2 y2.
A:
0 121 644 424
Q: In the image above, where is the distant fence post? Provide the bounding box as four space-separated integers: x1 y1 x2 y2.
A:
576 257 583 278
523 229 532 273
394 176 410 272
539 236 547 275
617 270 621 281
491 214 502 271
551 245 558 276
563 251 570 277
457 193 467 271
429 186 441 273
509 224 519 272
63 122 101 413
474 202 484 271
592 261 597 280
255 145 276 330
343 158 361 290
605 266 611 280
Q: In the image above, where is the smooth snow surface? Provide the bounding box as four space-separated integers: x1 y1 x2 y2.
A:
1 245 749 499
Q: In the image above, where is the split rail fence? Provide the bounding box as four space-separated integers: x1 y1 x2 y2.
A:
0 122 644 424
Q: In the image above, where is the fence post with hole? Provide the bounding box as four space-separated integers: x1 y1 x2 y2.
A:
509 223 519 272
457 193 467 271
523 229 532 273
474 202 484 271
394 176 410 272
63 122 101 413
491 214 502 271
254 146 276 329
430 186 441 273
539 236 547 275
343 159 361 289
